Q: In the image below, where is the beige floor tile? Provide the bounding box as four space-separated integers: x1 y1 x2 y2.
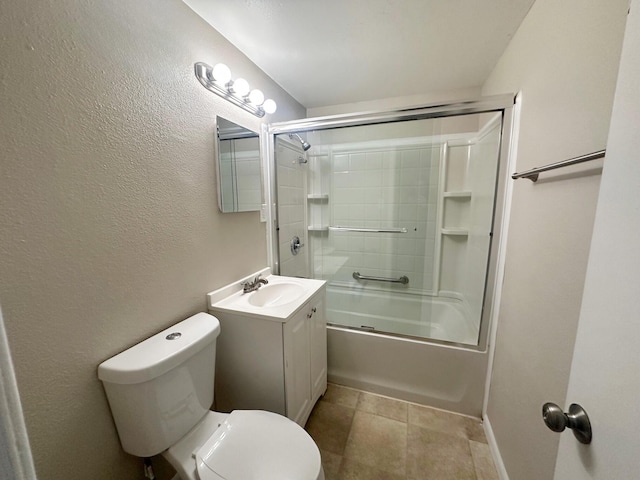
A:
470 440 499 480
323 383 361 408
324 470 340 480
343 411 407 477
305 400 355 455
339 457 406 480
320 449 343 479
408 404 486 442
407 424 476 480
356 391 408 423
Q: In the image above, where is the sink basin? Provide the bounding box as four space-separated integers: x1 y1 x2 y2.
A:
248 282 306 307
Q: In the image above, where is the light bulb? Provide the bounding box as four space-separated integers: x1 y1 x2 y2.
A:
248 89 265 106
262 99 277 114
230 78 250 97
212 63 231 84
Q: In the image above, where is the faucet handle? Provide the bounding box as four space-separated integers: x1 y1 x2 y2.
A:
242 278 255 293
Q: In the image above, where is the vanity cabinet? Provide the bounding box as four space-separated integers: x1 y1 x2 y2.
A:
210 286 327 427
284 294 327 424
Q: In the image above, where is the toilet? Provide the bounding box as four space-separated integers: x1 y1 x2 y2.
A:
97 312 324 480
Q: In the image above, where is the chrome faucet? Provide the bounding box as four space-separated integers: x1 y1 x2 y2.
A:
242 275 269 294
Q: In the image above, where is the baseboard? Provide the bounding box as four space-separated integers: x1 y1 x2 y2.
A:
483 415 509 480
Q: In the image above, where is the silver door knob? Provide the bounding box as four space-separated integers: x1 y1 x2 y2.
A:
542 402 592 444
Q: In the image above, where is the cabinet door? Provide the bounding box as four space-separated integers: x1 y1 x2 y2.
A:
283 308 311 426
309 295 327 402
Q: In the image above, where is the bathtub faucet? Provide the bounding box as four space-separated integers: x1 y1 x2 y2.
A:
242 275 269 294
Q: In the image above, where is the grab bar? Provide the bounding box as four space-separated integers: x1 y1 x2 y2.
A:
353 271 409 285
512 149 606 182
330 226 407 234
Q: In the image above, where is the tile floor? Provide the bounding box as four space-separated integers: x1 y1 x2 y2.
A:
305 384 499 480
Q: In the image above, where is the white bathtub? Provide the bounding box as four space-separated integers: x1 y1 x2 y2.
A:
326 285 476 345
325 285 488 416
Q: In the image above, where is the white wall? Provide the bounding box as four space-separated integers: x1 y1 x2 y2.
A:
307 87 482 117
0 1 305 479
481 1 628 479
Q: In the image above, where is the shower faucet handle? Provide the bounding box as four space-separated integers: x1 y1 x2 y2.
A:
290 235 304 255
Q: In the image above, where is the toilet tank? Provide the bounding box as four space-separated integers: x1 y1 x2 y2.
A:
98 313 221 457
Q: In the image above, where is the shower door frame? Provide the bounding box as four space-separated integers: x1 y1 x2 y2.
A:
263 94 515 351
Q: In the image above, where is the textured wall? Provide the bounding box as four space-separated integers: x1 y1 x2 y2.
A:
0 1 304 479
481 1 628 479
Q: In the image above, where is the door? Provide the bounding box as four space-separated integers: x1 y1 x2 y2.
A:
553 3 640 477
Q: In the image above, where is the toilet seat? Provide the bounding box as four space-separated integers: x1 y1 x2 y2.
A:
194 410 322 480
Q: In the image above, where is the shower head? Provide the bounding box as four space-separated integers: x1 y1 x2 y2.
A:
289 133 311 151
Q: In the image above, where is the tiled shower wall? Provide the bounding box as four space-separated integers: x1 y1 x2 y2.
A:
276 139 308 278
310 145 440 294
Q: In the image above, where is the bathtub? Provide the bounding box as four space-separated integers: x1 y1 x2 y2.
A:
326 285 476 344
325 285 488 416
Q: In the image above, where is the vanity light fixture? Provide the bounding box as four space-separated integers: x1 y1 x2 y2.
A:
194 62 277 117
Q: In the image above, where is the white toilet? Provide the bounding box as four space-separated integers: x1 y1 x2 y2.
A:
98 312 324 480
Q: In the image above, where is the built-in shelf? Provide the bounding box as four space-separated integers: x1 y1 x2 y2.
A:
443 191 472 198
441 228 469 236
307 194 329 201
308 226 329 232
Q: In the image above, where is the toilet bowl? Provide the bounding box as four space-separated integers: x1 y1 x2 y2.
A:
98 313 324 480
164 410 323 480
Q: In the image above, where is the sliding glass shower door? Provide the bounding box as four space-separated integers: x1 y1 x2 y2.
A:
272 106 507 346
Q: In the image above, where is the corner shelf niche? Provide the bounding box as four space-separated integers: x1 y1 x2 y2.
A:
441 190 471 233
436 143 473 297
307 193 329 234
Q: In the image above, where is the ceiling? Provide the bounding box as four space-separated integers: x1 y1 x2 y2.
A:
183 0 536 109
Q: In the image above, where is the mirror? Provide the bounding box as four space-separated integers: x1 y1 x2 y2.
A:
216 116 262 213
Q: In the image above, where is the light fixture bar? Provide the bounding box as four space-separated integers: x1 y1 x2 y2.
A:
194 62 277 118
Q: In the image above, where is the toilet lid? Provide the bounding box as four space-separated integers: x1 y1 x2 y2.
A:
194 410 321 480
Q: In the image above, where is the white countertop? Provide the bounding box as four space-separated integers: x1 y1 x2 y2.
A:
207 268 326 322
